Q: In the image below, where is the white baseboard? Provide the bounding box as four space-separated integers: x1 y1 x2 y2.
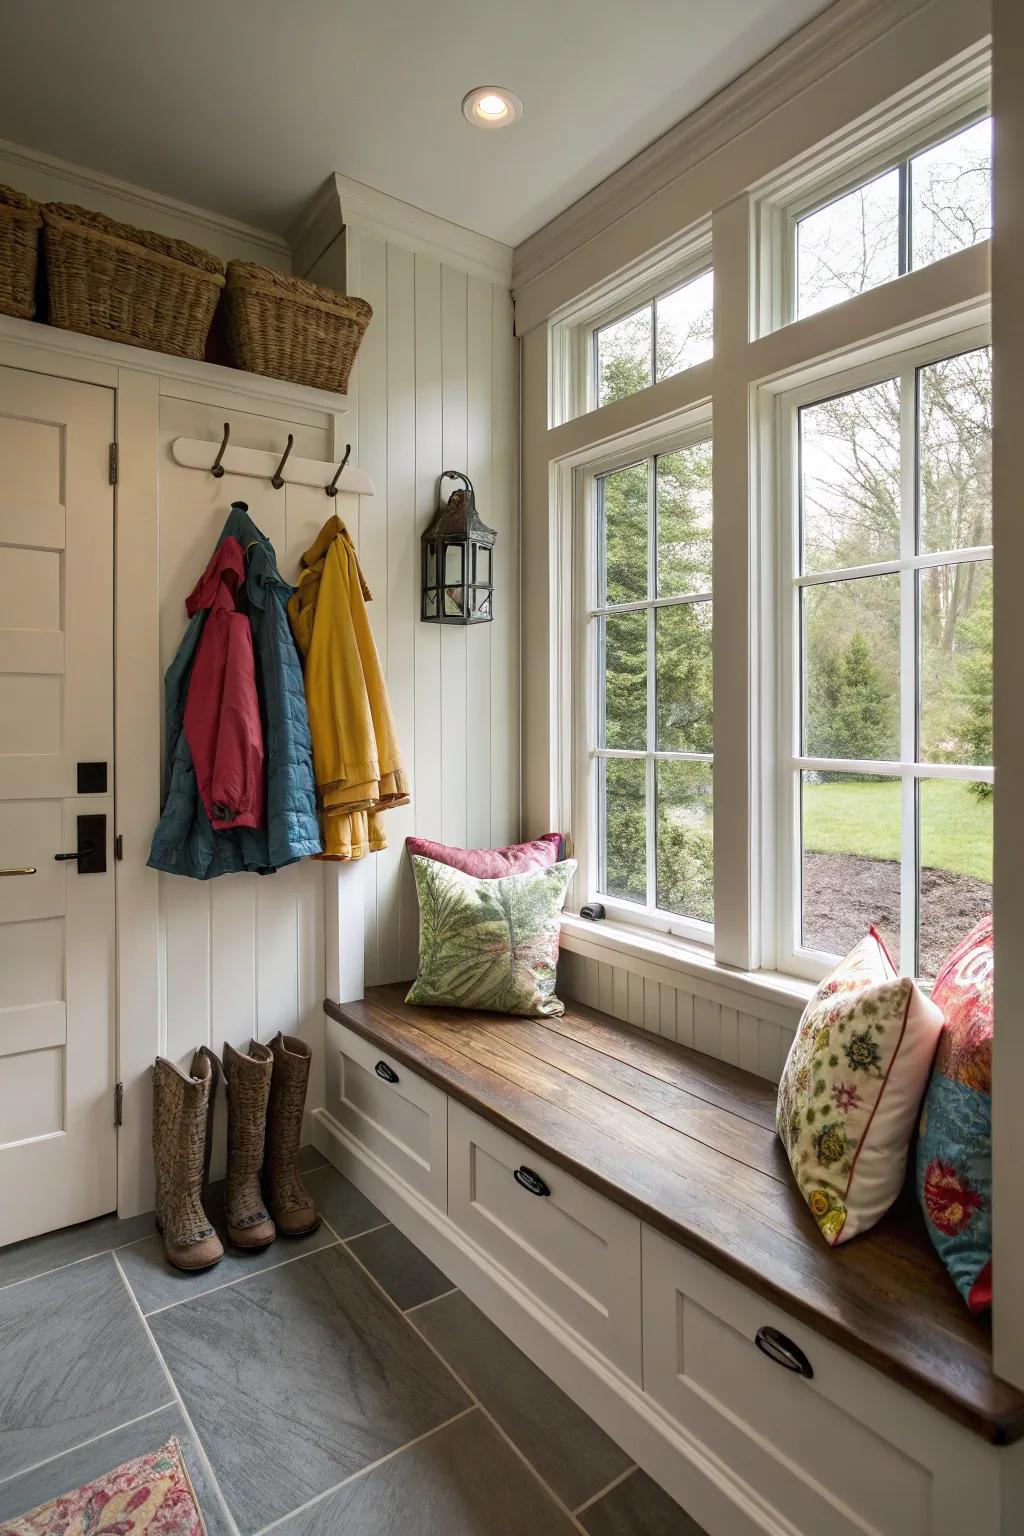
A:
311 1106 798 1536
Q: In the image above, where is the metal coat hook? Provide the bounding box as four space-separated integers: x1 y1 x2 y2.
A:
210 422 230 478
270 433 294 489
325 444 352 497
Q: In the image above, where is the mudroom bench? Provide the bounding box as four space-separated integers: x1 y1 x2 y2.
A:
316 985 1024 1536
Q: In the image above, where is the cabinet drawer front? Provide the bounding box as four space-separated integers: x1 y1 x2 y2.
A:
328 1018 447 1209
448 1101 642 1382
641 1225 996 1536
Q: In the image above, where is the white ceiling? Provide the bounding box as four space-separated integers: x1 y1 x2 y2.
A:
0 0 833 248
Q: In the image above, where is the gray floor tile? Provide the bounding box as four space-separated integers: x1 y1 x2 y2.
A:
413 1290 632 1511
274 1408 578 1536
347 1223 453 1310
304 1163 385 1238
297 1143 326 1173
0 1254 169 1481
150 1244 469 1535
0 1209 156 1291
117 1220 335 1317
0 1403 232 1536
580 1469 705 1536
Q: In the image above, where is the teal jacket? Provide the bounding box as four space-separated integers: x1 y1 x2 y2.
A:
147 503 322 877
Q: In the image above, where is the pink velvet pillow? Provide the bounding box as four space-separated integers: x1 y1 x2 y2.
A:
405 833 564 879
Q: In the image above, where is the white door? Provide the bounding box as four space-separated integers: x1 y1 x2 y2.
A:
0 365 116 1247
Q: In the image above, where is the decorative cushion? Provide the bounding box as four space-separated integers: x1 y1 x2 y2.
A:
916 915 993 1311
406 856 575 1018
405 832 564 879
0 1438 205 1535
777 927 943 1246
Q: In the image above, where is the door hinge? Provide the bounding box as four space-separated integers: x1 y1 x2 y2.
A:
108 441 119 486
115 834 124 861
114 1081 124 1127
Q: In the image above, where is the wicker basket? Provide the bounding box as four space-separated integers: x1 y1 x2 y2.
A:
0 184 42 319
42 203 225 358
224 262 372 393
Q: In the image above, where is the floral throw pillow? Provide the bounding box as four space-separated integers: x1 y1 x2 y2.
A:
406 856 575 1018
916 915 993 1311
777 927 943 1246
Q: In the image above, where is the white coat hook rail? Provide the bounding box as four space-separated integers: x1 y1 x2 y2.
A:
171 427 375 496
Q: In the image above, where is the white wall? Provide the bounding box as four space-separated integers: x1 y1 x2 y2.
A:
305 224 520 988
0 136 290 270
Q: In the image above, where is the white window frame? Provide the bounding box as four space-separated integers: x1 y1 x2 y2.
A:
770 320 992 983
588 258 714 416
572 410 714 947
547 224 711 426
755 66 990 334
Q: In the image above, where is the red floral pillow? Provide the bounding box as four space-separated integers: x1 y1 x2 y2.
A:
405 832 564 879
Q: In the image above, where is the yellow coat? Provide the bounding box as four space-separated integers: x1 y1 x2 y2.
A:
288 516 409 860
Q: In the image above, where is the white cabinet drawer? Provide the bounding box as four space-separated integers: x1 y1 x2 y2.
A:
326 1017 447 1210
642 1225 1003 1536
448 1100 642 1382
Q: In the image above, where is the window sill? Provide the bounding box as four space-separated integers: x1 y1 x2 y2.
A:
559 912 814 1021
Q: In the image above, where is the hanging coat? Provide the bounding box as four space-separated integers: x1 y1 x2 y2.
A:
288 514 410 860
183 536 265 831
148 503 322 878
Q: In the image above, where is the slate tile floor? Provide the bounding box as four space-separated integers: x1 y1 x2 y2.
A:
0 1153 704 1536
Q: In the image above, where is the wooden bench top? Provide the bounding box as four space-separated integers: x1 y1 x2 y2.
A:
326 983 1024 1445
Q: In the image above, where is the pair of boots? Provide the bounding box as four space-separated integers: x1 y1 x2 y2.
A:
152 1033 318 1273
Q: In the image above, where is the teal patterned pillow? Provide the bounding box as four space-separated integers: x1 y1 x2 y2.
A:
406 855 576 1018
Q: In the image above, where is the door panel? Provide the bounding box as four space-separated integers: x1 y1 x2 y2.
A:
0 365 116 1247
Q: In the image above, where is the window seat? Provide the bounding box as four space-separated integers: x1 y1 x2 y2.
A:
325 983 1023 1447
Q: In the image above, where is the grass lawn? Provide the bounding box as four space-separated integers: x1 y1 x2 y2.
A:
803 777 993 880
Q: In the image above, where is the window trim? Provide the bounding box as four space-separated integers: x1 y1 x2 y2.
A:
571 411 715 947
770 321 992 982
755 74 990 334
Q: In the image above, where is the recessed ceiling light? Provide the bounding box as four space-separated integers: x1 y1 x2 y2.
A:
462 86 523 130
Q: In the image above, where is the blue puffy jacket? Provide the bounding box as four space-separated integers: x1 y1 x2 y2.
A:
147 503 322 877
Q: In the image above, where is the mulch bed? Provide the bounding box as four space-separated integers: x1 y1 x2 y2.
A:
802 852 991 979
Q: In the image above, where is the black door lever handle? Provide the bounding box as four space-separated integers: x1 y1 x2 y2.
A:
54 842 95 861
53 815 107 874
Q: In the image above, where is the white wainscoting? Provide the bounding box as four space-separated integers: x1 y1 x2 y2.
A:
335 228 520 989
557 946 801 1084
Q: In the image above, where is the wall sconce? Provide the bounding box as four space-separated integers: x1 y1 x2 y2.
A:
421 471 496 624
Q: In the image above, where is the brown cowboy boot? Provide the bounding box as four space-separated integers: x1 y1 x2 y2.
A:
222 1041 276 1250
152 1053 224 1273
264 1033 320 1236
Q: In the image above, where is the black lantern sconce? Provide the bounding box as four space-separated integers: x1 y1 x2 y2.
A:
421 471 497 624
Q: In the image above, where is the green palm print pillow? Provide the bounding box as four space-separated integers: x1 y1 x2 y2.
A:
406 855 576 1018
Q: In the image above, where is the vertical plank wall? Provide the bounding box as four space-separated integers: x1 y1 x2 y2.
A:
556 949 802 1084
347 230 520 987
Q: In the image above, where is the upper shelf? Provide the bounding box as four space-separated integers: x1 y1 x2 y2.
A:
0 313 352 417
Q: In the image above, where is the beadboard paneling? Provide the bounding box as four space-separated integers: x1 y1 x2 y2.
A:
556 948 799 1085
343 230 520 989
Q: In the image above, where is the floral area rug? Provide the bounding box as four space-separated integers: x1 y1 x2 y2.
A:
0 1439 206 1536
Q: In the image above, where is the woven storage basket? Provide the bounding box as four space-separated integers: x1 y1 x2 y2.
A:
0 184 42 319
42 203 225 358
224 262 372 393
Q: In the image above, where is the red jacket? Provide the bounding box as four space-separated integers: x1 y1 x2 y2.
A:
183 537 265 831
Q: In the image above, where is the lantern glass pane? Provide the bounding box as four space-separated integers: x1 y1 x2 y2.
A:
478 590 492 618
476 546 492 584
423 589 438 619
426 544 437 586
444 584 465 618
444 543 464 584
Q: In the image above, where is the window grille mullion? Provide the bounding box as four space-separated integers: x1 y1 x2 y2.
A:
899 367 919 972
647 456 658 912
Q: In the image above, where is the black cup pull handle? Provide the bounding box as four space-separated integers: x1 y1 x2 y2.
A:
755 1326 813 1379
374 1060 399 1084
513 1166 550 1198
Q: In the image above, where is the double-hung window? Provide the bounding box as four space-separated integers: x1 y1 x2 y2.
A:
778 337 992 981
580 431 714 941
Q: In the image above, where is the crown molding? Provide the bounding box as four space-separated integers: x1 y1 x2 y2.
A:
511 0 938 296
288 173 513 289
0 135 291 262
